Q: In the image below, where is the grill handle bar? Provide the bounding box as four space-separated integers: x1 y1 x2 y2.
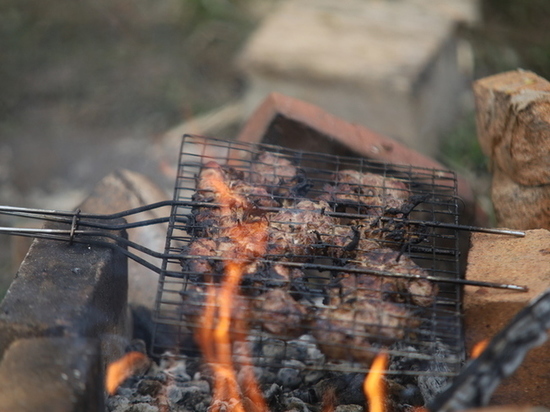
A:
0 227 167 275
0 201 196 229
0 225 529 292
0 203 526 238
0 203 526 237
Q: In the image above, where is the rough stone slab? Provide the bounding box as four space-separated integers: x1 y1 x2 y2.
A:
0 337 103 412
464 229 550 406
236 92 486 227
490 165 550 230
237 0 465 157
78 169 170 310
0 218 129 361
473 70 550 186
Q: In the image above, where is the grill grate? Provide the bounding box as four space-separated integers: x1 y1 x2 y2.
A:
152 134 465 382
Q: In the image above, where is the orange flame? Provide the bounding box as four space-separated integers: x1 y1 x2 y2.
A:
105 351 149 395
470 338 489 359
195 166 268 412
364 351 389 412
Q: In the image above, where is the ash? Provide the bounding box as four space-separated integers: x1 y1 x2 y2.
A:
106 335 454 412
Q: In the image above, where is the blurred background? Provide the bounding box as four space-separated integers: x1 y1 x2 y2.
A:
0 0 549 290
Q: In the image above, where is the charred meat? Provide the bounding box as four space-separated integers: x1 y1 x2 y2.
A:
312 299 420 363
319 169 410 215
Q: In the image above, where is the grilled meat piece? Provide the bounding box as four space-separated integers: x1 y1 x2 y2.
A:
312 299 420 363
362 215 428 249
250 288 308 338
182 238 218 281
240 263 305 296
319 170 409 214
267 200 336 259
250 152 310 198
333 272 401 304
229 180 280 208
193 162 247 208
352 249 438 307
188 206 242 237
325 225 380 259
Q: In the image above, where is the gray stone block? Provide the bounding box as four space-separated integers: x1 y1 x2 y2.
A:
0 337 103 412
0 218 129 360
237 0 469 157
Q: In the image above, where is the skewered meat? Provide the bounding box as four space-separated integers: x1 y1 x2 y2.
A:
250 288 308 338
319 169 409 214
312 299 420 363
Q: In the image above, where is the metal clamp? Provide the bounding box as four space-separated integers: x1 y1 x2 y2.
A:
69 209 81 245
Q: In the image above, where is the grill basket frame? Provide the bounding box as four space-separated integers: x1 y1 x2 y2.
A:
152 134 465 380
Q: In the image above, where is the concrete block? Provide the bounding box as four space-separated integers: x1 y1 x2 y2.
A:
0 218 129 361
0 337 103 412
464 229 550 406
237 0 467 157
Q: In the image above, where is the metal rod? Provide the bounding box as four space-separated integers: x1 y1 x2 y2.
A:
0 203 526 237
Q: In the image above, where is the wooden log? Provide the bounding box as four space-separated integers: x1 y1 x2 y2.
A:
473 70 550 229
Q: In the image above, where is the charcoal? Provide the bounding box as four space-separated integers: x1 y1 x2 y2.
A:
314 374 366 406
334 405 363 412
301 370 323 387
263 383 283 404
277 367 303 389
124 404 158 412
282 396 312 412
180 379 211 394
259 338 287 360
137 379 162 397
106 395 130 412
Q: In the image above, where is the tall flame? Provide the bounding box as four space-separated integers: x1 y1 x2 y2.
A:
195 165 268 412
364 351 389 412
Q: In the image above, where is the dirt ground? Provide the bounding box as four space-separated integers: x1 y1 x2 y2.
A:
0 0 549 292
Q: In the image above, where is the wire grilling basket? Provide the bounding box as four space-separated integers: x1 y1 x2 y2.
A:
0 135 526 401
154 134 464 382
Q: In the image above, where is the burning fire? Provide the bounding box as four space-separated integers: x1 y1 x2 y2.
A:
105 351 150 395
195 166 268 412
470 338 489 359
364 351 389 412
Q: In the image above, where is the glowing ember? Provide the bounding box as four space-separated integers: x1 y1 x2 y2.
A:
195 166 268 412
470 338 489 359
364 351 389 412
105 351 150 395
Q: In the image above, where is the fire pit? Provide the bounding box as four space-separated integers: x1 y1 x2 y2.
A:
0 133 529 412
150 134 466 410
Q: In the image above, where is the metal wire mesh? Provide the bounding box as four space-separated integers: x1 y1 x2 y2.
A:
152 134 464 380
